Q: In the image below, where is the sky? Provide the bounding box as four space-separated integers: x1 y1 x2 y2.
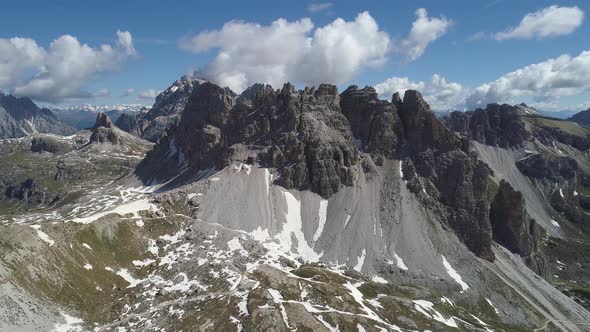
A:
1 0 589 112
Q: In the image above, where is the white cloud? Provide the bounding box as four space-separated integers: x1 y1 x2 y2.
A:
494 6 584 41
0 31 135 102
308 2 333 13
138 89 160 100
532 100 590 112
179 12 390 92
121 88 135 97
398 8 452 62
0 37 46 89
376 50 590 111
375 74 465 110
465 50 590 108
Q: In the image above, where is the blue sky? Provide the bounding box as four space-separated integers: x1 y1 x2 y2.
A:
1 0 589 111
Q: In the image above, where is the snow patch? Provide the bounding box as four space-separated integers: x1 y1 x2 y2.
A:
30 225 55 246
71 198 156 224
317 315 339 332
83 263 93 270
354 249 366 272
51 312 84 332
441 255 469 292
470 314 493 331
393 253 408 271
147 239 159 256
132 258 156 267
485 298 500 314
413 300 458 328
274 191 322 262
116 269 143 288
227 237 247 256
313 199 328 242
441 297 454 306
371 276 388 284
250 226 271 242
344 213 351 227
398 161 407 184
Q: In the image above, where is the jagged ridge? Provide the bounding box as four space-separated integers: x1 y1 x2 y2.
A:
136 81 556 271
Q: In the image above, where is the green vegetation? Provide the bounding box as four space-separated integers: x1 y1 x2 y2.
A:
525 116 590 138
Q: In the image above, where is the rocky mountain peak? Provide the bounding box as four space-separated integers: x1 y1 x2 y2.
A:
0 93 75 138
137 82 559 271
93 112 113 129
0 93 41 120
446 103 531 148
89 112 120 144
127 75 209 142
236 83 274 107
398 90 461 154
392 91 402 108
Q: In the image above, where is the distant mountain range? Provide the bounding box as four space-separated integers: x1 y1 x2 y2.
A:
567 108 590 125
47 104 148 130
0 93 75 138
49 103 147 113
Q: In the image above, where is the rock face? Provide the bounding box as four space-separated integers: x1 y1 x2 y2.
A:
517 153 590 225
139 82 557 269
395 91 495 260
447 104 531 148
0 93 75 138
490 180 546 276
532 124 590 151
340 85 403 160
4 178 56 207
93 112 113 129
89 113 120 144
143 82 357 198
114 113 146 136
30 136 73 154
133 76 206 142
516 154 578 182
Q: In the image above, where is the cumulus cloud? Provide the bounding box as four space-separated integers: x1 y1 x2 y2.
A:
398 8 452 62
376 50 590 110
0 38 46 89
0 30 135 102
375 74 465 110
308 2 333 13
465 50 590 108
494 6 584 41
138 89 161 100
179 12 390 92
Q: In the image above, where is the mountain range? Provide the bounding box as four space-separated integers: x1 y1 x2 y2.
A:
0 93 76 138
0 78 589 331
